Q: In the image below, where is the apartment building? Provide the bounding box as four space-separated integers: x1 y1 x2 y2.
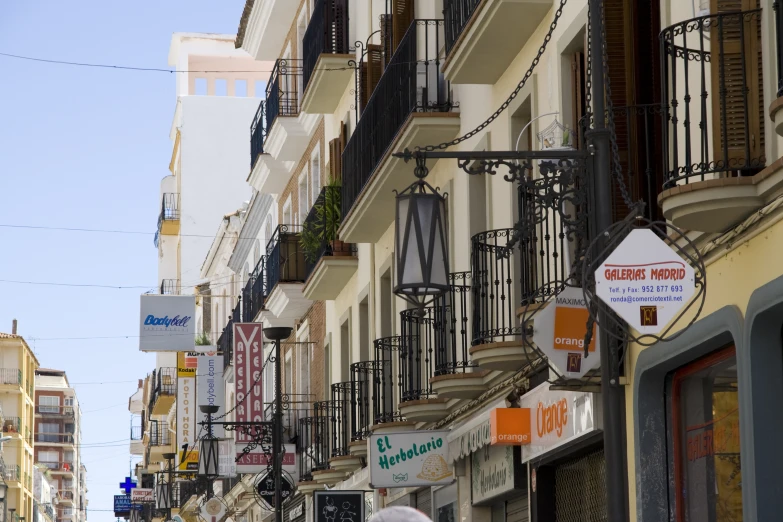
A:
32 467 56 522
0 329 39 522
33 369 86 522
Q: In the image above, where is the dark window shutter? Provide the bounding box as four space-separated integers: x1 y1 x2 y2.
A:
392 0 414 53
361 44 383 111
380 14 393 69
710 0 764 172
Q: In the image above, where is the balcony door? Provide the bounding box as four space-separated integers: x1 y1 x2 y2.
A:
39 423 59 443
39 395 59 413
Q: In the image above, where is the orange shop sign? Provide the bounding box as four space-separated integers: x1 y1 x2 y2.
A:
489 408 531 446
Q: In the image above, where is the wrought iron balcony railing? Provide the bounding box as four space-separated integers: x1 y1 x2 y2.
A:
159 279 180 295
303 186 356 280
660 9 765 188
471 229 519 346
0 368 21 386
443 0 481 55
149 421 170 446
250 101 266 168
372 337 405 425
172 480 202 508
219 319 234 368
303 0 350 92
399 272 476 401
155 193 180 247
131 425 143 441
297 414 329 481
350 361 375 441
149 367 176 411
39 461 75 472
265 59 304 137
1 464 19 482
266 224 306 292
329 382 352 458
342 19 453 219
250 254 268 320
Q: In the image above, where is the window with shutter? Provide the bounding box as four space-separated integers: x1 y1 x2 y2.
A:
360 45 384 112
392 0 415 54
710 0 764 173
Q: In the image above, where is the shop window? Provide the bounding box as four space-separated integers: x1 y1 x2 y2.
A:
433 483 456 522
671 346 741 521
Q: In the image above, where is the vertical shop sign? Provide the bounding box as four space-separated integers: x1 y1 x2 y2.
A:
177 351 199 470
233 323 266 472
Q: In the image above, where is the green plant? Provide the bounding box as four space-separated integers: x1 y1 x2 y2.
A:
195 332 211 346
300 178 342 263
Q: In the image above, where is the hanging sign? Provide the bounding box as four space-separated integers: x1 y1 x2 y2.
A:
233 323 267 472
177 351 199 470
197 353 225 437
594 229 695 334
471 445 524 505
130 488 154 503
532 287 601 378
114 495 132 515
218 439 237 477
369 430 454 488
255 470 294 509
139 295 195 352
489 408 531 446
200 497 227 522
314 491 365 522
289 501 304 521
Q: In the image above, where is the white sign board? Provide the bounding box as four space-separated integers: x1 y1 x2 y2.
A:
369 430 454 488
139 295 195 351
197 354 225 438
130 488 154 503
471 445 518 505
520 383 603 462
595 229 695 334
218 439 237 478
532 287 601 378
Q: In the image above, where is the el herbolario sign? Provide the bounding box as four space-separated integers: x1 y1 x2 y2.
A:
471 445 524 506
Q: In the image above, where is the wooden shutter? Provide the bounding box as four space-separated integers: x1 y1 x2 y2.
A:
710 0 764 173
392 0 414 53
329 122 348 181
603 0 633 223
329 0 349 54
359 45 384 112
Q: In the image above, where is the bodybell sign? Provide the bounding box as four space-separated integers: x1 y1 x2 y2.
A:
532 287 600 379
139 295 195 352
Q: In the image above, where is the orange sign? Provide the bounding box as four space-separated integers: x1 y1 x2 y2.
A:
553 305 596 352
490 408 531 446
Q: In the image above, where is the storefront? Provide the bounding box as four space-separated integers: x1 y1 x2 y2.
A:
631 295 783 520
519 383 604 522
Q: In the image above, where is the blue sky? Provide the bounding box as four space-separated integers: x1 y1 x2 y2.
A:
0 1 246 520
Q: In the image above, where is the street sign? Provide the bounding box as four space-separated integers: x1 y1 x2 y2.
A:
595 229 695 334
131 488 154 503
255 470 294 509
532 287 600 378
314 491 365 522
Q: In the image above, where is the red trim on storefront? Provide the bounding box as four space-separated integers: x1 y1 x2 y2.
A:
671 344 736 522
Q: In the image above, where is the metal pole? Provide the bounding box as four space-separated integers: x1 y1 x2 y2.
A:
587 0 628 520
274 336 282 522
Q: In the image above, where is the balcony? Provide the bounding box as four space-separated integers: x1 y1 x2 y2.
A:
326 382 362 473
658 9 770 233
154 193 180 247
349 362 374 458
147 421 172 464
248 255 269 322
219 320 234 369
35 432 75 445
237 0 301 61
399 272 483 411
301 0 353 114
469 229 537 371
36 405 75 417
1 464 20 484
263 59 320 164
0 368 22 387
40 461 75 474
262 225 312 327
297 415 329 492
2 417 20 435
159 279 180 295
248 101 293 196
339 19 460 244
130 424 143 455
149 367 176 416
442 0 550 84
371 338 415 434
302 186 358 301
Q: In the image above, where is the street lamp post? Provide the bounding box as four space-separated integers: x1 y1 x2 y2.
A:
263 326 293 522
162 452 176 521
0 478 7 522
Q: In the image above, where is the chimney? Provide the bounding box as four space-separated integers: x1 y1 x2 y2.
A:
11 319 17 335
138 379 143 389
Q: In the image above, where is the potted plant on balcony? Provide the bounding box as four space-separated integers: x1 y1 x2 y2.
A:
300 178 350 263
